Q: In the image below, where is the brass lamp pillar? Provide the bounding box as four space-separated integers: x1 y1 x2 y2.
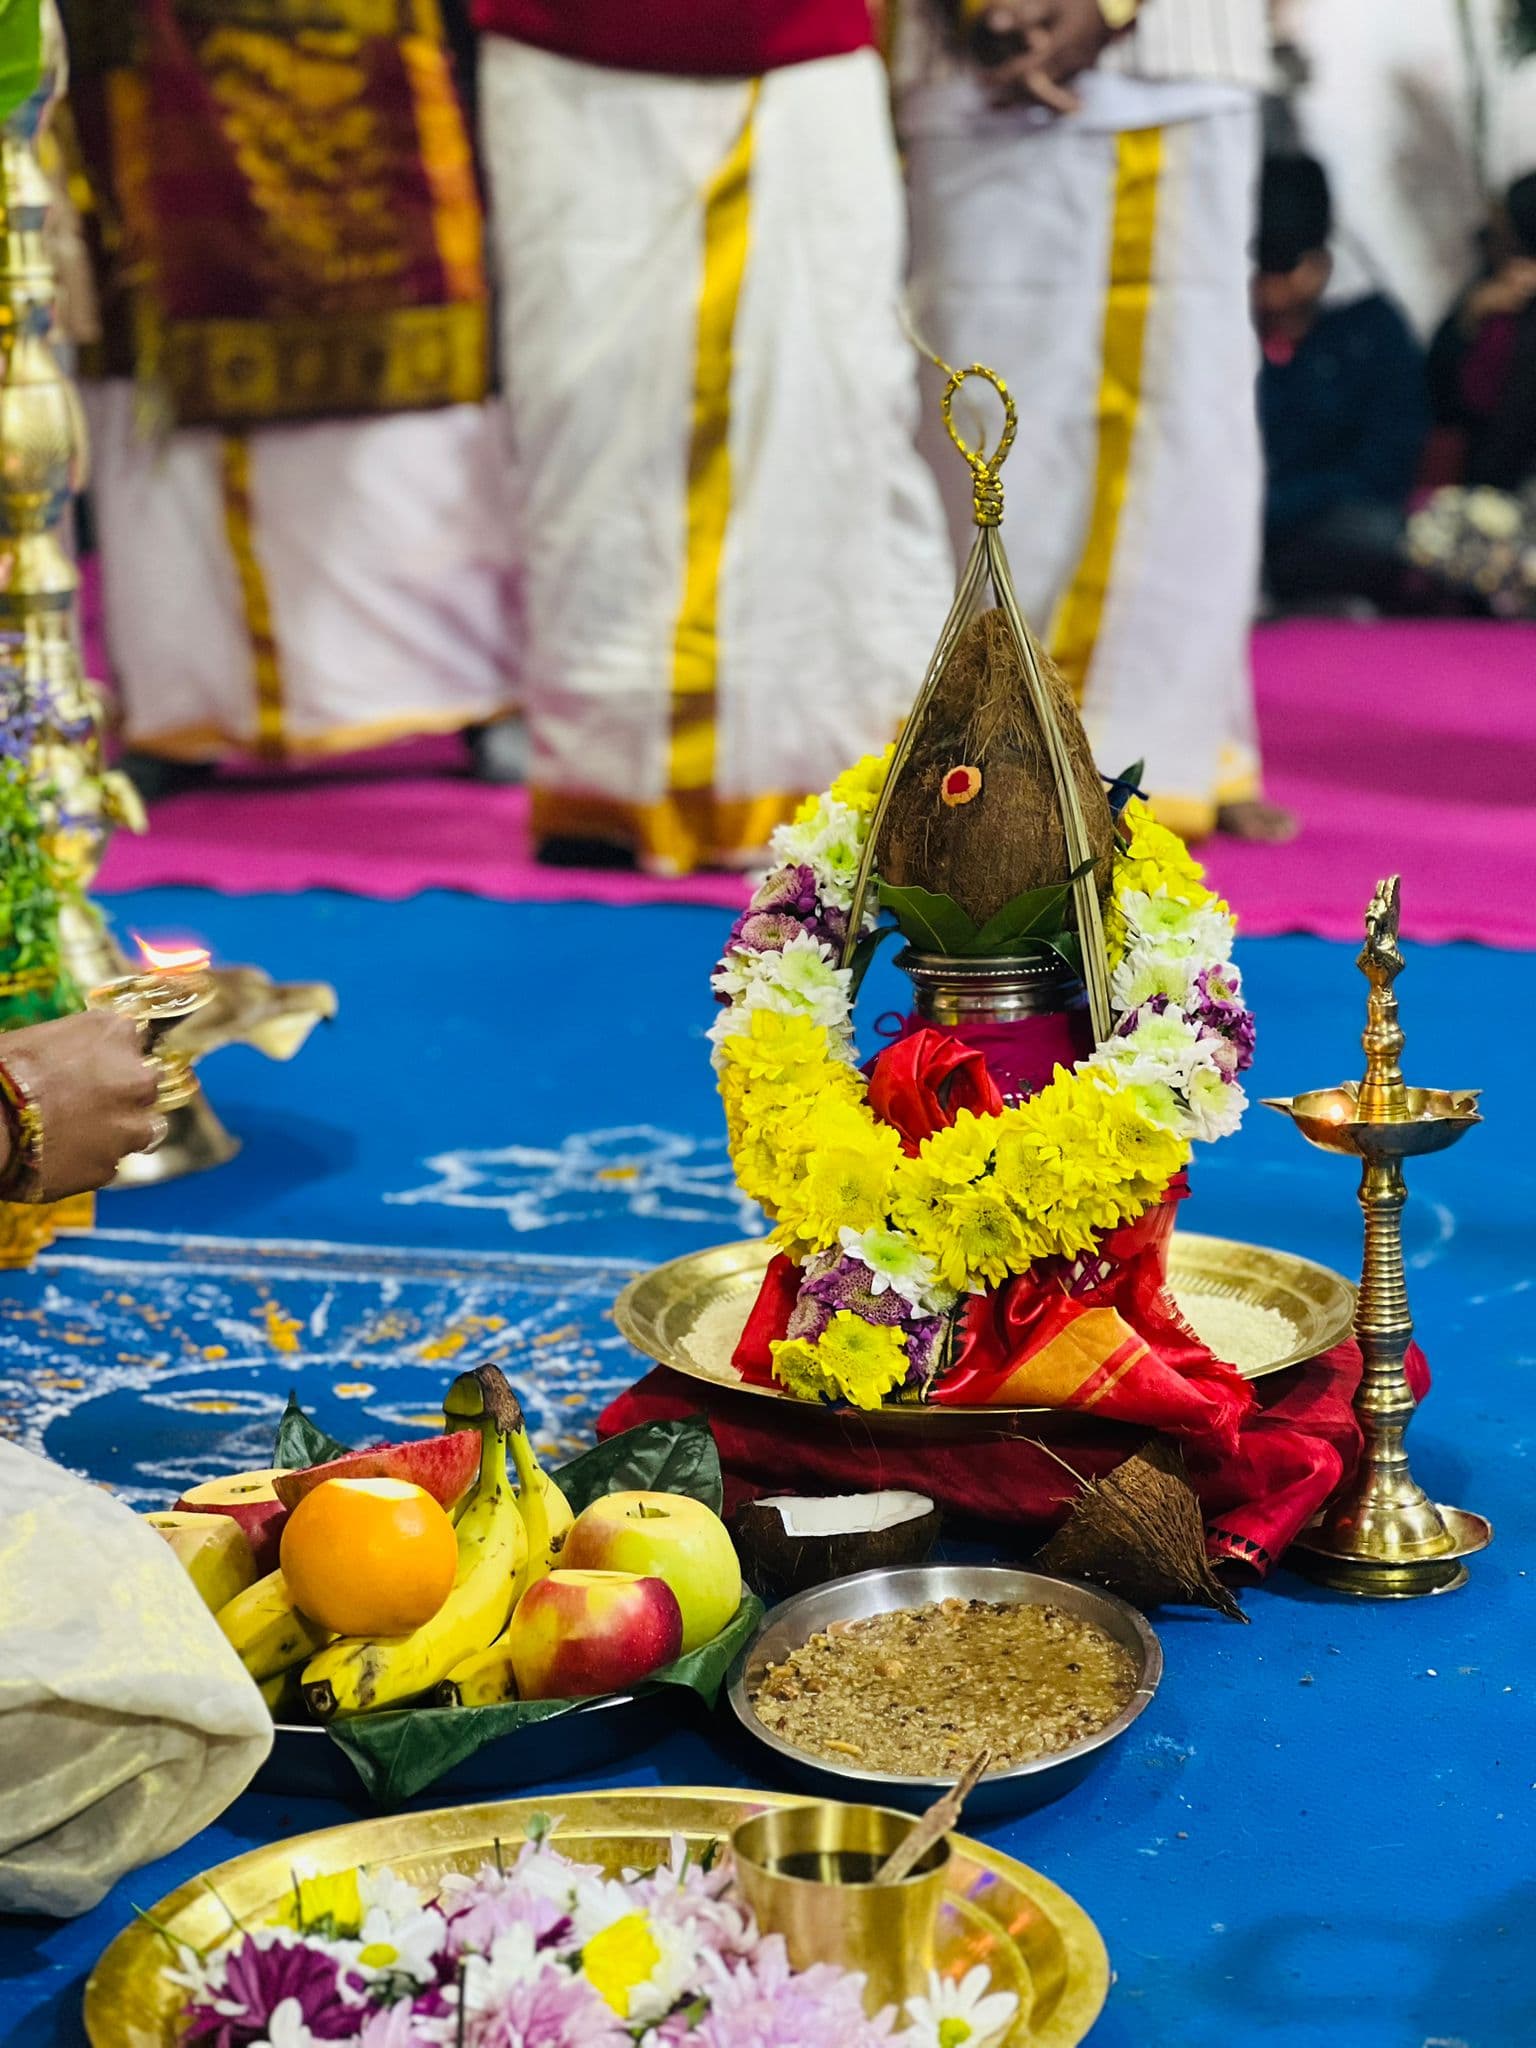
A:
0 0 143 994
1265 876 1490 1595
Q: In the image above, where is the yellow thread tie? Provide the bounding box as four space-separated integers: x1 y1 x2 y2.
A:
939 361 1017 527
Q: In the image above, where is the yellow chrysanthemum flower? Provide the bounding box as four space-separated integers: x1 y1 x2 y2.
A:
929 1181 1042 1292
1096 1081 1190 1192
1118 798 1229 918
271 1868 362 1937
918 1107 1000 1188
583 1913 663 2017
816 1313 911 1408
769 1334 840 1403
830 745 895 818
718 1008 832 1087
779 1125 901 1247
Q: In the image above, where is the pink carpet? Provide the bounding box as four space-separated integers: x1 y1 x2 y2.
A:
94 619 1536 948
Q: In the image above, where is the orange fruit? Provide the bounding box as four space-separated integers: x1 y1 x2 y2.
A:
279 1477 458 1636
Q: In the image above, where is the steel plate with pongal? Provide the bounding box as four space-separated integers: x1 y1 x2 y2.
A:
730 1564 1161 1817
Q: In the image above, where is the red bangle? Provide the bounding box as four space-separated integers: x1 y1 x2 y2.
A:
0 1051 44 1201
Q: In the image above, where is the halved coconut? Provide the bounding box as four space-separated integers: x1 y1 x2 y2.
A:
733 1491 940 1599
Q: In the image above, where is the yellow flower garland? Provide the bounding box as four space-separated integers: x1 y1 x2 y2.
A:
715 760 1243 1363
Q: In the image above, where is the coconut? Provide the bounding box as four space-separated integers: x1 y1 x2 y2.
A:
733 1492 940 1599
876 606 1115 926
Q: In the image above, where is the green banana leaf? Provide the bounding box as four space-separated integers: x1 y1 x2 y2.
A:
0 0 39 128
555 1414 723 1517
272 1393 351 1470
325 1594 763 1803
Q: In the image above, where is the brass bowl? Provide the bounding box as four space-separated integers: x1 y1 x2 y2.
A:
614 1233 1356 1438
729 1564 1162 1817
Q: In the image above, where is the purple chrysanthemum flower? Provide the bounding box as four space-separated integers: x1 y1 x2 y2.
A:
356 2001 450 2046
182 1934 359 2047
466 1963 629 2048
443 1872 572 1959
903 1317 945 1386
694 1937 897 2048
1191 965 1256 1071
726 910 813 956
751 864 820 918
801 1256 911 1327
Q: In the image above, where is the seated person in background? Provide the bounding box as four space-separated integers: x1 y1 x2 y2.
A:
1255 153 1429 611
1427 171 1536 495
1406 172 1536 619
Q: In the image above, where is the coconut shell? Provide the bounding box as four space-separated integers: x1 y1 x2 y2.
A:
1035 1436 1247 1622
877 607 1115 926
733 1493 941 1601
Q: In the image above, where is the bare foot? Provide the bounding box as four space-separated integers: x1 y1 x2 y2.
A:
1216 798 1298 844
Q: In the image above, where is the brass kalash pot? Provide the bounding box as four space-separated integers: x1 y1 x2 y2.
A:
898 950 1090 1105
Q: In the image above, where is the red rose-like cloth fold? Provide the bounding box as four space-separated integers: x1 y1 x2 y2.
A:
599 1341 1429 1577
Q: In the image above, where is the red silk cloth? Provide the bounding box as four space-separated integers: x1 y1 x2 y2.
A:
599 1339 1431 1577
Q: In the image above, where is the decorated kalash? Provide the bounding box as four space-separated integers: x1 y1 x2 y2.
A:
71 367 1486 2048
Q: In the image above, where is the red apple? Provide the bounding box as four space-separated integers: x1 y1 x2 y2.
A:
272 1431 480 1514
563 1492 741 1653
173 1468 288 1572
507 1569 683 1700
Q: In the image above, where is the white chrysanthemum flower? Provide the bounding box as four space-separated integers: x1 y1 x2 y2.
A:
768 799 831 869
767 930 853 1013
1183 1066 1247 1141
354 1899 444 1986
774 796 864 911
459 1922 542 2019
1094 1009 1208 1091
1110 941 1200 1011
904 1964 1019 2048
261 2000 322 2048
837 1225 941 1309
624 1915 705 2027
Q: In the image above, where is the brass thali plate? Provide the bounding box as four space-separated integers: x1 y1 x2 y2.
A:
83 1788 1109 2048
613 1232 1355 1438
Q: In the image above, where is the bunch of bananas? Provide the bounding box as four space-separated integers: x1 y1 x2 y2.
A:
215 1366 568 1720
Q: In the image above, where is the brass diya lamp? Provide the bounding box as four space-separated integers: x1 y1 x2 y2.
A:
1265 876 1489 1596
87 941 217 1115
88 940 338 1185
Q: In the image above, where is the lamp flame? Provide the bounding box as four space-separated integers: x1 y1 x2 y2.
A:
133 935 211 974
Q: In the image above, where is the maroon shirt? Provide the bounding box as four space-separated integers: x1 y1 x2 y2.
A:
470 0 874 75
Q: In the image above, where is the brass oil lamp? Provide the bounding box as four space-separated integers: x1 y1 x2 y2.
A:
1265 876 1490 1595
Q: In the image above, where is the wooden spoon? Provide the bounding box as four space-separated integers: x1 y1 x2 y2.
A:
871 1748 992 1886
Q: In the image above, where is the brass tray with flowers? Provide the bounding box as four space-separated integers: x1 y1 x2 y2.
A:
83 1788 1109 2048
615 1232 1356 1440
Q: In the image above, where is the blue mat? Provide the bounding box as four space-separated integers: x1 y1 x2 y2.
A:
4 888 1533 2048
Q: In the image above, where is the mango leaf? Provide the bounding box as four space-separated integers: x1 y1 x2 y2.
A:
325 1594 765 1802
971 882 1072 956
273 1393 352 1471
847 918 902 1000
0 0 39 129
555 1415 722 1517
876 882 980 957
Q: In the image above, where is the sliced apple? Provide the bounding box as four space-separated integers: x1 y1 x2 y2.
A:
173 1467 288 1572
271 1431 481 1514
147 1510 261 1613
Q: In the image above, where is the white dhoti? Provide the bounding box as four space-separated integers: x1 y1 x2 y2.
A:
479 39 954 873
85 386 520 760
904 74 1264 839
